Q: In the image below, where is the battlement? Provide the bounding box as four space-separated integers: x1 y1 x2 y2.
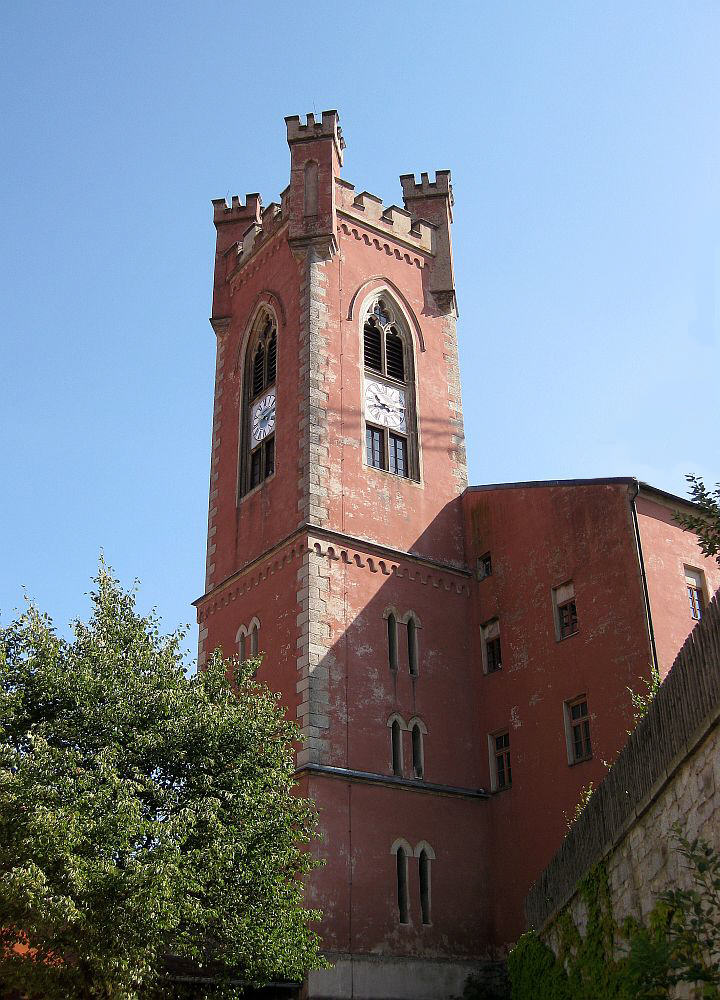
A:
335 178 435 253
212 193 262 226
399 170 453 201
285 110 345 166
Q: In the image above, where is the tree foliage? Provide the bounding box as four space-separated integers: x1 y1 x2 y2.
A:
675 474 720 564
0 565 325 999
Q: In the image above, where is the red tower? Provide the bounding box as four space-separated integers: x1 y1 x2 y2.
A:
195 111 720 998
195 111 495 997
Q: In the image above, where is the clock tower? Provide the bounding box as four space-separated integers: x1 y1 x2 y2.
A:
196 112 495 998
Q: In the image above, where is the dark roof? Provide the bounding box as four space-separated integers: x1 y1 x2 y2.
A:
464 477 695 510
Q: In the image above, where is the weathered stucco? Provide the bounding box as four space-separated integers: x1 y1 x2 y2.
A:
195 111 719 997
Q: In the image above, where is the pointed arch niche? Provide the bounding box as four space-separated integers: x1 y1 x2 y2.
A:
238 307 278 497
359 289 421 482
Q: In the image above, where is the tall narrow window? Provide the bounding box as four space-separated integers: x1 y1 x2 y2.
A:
407 617 419 676
411 724 424 779
389 433 407 477
241 317 277 497
366 426 383 470
685 567 706 621
481 619 502 674
419 850 431 925
250 622 259 656
492 731 511 790
362 297 418 480
396 847 409 924
387 613 398 671
565 697 592 764
391 720 403 776
553 581 578 640
477 552 492 580
238 632 247 662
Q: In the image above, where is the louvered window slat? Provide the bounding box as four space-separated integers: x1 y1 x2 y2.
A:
266 331 277 385
385 330 405 381
364 323 382 372
252 344 265 397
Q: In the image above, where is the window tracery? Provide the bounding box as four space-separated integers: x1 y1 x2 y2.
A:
362 296 418 480
241 316 277 496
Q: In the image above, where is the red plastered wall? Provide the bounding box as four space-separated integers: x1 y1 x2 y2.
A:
462 482 654 946
636 494 720 678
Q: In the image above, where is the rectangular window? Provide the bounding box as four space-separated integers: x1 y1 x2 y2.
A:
684 567 706 621
478 552 492 579
565 697 592 764
366 426 384 470
493 731 511 790
553 581 578 640
250 448 262 489
264 437 275 478
389 433 408 478
481 619 502 674
486 636 502 673
558 600 578 639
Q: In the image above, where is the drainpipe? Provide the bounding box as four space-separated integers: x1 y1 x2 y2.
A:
630 479 659 674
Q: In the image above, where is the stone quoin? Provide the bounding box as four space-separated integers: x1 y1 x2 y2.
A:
194 111 720 1000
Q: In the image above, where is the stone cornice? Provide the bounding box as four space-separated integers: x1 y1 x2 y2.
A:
193 523 472 612
297 763 488 800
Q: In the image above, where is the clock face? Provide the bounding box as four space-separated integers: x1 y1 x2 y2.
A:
251 392 276 444
364 380 406 431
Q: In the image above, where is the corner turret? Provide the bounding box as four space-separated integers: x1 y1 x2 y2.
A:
400 170 456 311
285 110 345 256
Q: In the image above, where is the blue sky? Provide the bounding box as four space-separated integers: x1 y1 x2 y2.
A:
2 1 719 649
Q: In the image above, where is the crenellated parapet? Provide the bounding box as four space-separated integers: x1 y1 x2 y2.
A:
209 114 457 319
400 170 454 219
285 110 345 165
335 179 435 254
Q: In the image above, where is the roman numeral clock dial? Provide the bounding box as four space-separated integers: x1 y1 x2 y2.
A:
251 392 276 443
364 380 406 430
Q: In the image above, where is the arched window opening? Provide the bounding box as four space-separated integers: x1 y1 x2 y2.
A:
362 297 418 481
391 720 403 776
419 850 431 925
250 622 259 656
396 847 409 924
242 317 277 496
387 613 398 671
238 630 247 662
411 724 424 779
407 617 419 676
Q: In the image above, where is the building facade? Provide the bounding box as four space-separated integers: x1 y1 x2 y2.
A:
194 111 719 999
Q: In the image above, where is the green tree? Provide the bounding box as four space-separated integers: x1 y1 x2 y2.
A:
675 475 720 564
0 565 325 999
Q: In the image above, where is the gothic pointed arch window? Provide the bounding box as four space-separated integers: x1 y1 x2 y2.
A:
241 315 277 496
362 297 419 481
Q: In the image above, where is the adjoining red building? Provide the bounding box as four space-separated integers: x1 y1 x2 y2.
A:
194 111 719 999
